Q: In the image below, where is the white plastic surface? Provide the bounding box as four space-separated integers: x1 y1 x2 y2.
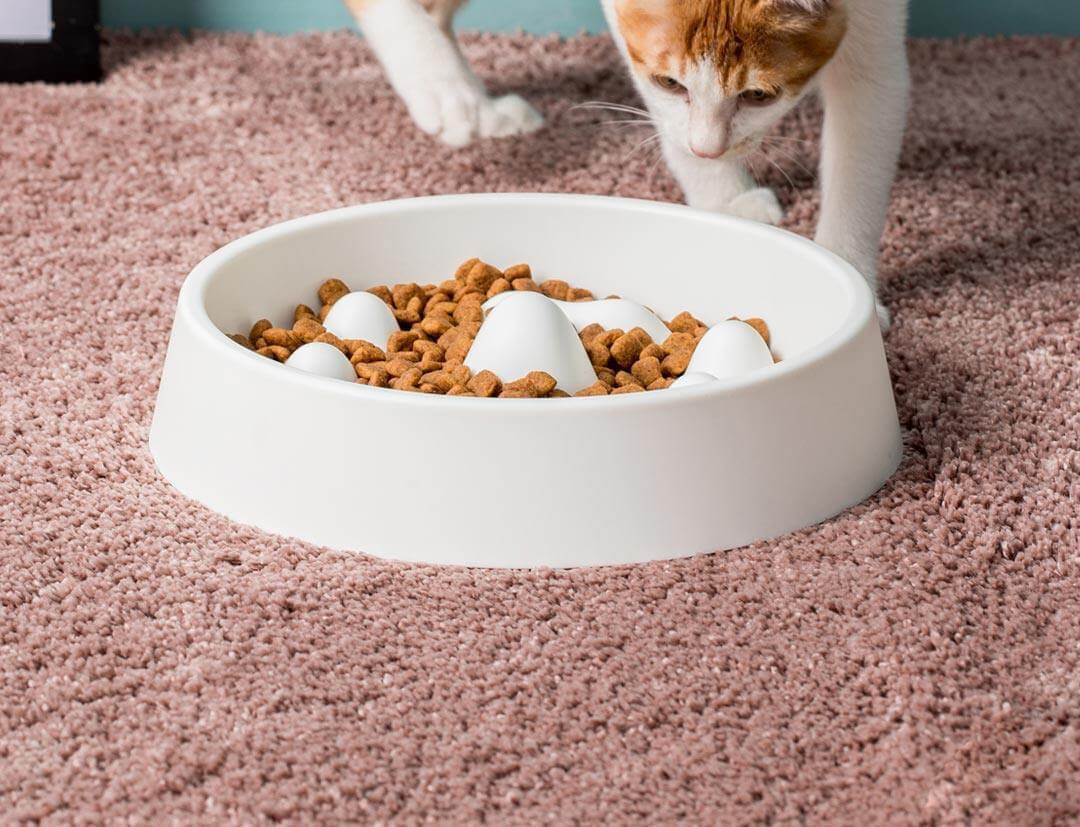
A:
466 292 597 393
150 194 902 568
322 291 400 346
484 293 671 344
686 320 775 380
285 342 356 382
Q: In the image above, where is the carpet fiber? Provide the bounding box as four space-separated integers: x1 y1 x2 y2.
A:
1 31 1077 823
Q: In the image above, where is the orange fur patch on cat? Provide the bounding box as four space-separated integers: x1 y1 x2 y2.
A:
615 0 847 93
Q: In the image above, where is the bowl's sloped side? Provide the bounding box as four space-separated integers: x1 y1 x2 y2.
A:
149 309 901 568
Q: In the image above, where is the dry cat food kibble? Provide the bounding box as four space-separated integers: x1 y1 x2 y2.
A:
229 259 774 398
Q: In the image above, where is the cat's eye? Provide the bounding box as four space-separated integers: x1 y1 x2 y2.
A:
652 74 686 95
740 88 779 106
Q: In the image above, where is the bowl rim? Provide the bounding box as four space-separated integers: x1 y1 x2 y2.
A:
178 193 874 411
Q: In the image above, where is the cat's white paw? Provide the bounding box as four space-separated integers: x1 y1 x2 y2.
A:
479 94 544 139
724 187 784 225
404 81 542 147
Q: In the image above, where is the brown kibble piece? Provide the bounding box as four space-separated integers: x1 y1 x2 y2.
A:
595 366 616 386
628 327 653 347
366 285 394 307
639 343 665 361
313 331 349 354
413 340 444 359
611 383 645 394
391 283 423 310
511 277 539 292
668 311 704 334
453 303 484 324
386 358 417 378
396 367 422 389
575 381 610 397
568 288 594 302
487 278 511 298
595 328 623 348
228 334 253 350
421 370 455 393
455 257 480 280
418 353 443 373
317 278 350 307
499 388 534 399
614 370 637 388
647 377 674 391
318 304 332 322
249 319 272 343
539 279 570 301
293 317 325 343
579 323 604 344
448 364 472 386
387 331 420 353
466 370 502 398
347 341 386 363
394 295 423 324
661 349 692 377
503 263 531 280
428 300 457 317
420 315 453 337
526 371 557 396
632 356 662 387
550 389 571 398
444 335 473 363
585 340 610 368
262 327 301 351
661 332 696 355
610 333 644 368
294 304 317 322
503 378 538 397
466 261 502 293
256 345 290 362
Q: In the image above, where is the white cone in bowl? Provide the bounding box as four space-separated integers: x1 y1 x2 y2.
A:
322 292 399 348
685 320 773 380
466 292 597 393
670 371 717 389
285 342 357 382
484 293 670 344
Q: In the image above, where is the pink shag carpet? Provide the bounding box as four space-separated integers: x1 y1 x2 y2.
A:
1 31 1078 824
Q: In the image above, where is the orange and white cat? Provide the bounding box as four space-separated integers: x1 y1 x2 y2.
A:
345 0 910 326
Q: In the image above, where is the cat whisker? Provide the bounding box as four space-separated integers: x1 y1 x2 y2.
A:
571 101 652 119
757 140 816 180
623 131 664 163
764 156 798 193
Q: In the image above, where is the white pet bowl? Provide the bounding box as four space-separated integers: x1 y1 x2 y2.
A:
150 194 901 568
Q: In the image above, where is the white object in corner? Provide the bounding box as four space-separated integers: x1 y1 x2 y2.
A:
0 0 52 42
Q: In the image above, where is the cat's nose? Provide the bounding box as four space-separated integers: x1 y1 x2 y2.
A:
690 142 726 159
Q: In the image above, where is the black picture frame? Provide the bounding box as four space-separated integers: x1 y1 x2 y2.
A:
0 0 101 83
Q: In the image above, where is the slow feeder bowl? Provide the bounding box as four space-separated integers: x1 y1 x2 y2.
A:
150 194 901 568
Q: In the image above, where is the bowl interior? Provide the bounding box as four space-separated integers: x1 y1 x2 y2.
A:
200 195 860 363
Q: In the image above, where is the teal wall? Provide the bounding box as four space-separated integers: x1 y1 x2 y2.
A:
100 0 1080 37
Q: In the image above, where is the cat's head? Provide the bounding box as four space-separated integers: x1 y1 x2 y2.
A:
614 0 846 158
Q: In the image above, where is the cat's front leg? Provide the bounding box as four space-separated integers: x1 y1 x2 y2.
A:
346 0 543 147
660 136 784 225
815 7 910 329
